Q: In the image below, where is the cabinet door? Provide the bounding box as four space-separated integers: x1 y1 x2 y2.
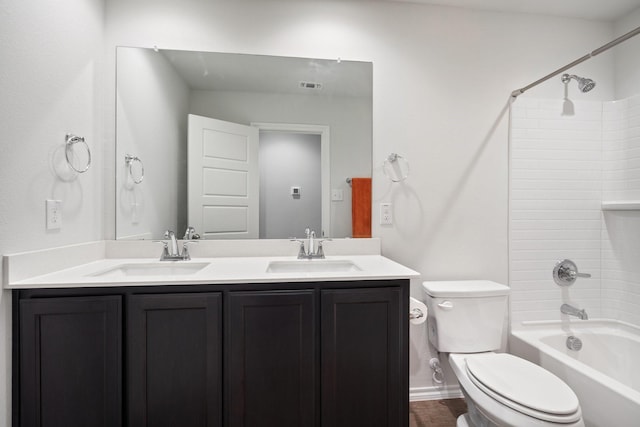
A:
19 296 122 427
127 293 222 427
227 291 315 427
321 287 406 427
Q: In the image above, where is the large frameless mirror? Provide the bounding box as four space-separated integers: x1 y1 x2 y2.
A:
115 47 372 240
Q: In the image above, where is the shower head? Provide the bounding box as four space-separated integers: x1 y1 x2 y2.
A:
561 73 596 93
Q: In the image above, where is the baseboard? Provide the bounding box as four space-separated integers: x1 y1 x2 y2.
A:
409 385 463 402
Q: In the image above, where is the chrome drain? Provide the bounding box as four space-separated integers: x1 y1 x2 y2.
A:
566 335 583 351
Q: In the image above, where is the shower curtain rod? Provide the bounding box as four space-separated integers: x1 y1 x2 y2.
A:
510 25 640 98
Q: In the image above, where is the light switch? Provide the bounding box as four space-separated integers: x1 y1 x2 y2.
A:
331 189 344 201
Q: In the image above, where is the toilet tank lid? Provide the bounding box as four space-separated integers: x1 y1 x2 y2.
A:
422 280 509 297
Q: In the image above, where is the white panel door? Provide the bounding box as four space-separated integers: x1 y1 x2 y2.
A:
188 114 259 239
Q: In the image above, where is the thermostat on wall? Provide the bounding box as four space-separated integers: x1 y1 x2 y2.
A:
291 186 301 198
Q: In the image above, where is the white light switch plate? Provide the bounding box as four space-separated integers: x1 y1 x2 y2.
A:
331 189 344 201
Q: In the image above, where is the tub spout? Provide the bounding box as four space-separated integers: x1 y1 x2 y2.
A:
561 303 588 320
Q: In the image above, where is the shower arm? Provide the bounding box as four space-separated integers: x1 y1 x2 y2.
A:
511 25 640 98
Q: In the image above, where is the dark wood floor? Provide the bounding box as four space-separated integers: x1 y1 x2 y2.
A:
409 399 467 427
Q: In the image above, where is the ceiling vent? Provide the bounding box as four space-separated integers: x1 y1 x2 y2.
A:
299 81 323 90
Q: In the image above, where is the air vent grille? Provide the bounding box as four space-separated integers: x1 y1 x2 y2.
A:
299 81 323 90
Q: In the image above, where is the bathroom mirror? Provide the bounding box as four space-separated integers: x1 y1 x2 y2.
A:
116 47 372 240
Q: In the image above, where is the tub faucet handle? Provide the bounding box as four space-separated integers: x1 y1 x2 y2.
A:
553 259 591 287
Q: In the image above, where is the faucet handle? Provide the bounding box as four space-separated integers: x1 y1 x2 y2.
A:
153 240 170 261
316 241 326 258
553 259 590 287
183 226 200 240
290 238 307 258
181 241 197 260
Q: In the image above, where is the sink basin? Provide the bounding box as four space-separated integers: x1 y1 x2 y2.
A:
266 260 361 273
91 262 209 278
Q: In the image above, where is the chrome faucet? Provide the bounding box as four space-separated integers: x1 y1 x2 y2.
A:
561 303 588 320
292 227 326 259
183 226 200 240
165 230 179 256
307 228 315 255
157 230 193 261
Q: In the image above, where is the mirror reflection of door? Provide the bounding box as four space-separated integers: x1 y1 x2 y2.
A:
259 131 322 239
187 114 259 239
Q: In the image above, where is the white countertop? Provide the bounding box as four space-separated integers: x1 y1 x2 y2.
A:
3 240 420 289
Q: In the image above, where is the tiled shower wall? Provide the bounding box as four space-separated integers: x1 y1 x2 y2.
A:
510 98 603 324
601 95 640 326
510 95 640 326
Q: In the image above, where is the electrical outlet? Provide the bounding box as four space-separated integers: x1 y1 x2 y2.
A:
331 189 344 201
380 203 392 225
46 199 62 230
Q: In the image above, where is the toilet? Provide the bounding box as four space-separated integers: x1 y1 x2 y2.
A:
422 280 585 427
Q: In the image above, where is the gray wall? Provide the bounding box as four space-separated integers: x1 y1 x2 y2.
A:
259 132 322 238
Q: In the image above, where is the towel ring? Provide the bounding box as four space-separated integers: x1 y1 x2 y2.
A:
65 134 91 173
382 153 409 182
125 154 144 184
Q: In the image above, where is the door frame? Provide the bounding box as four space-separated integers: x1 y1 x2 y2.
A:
251 122 331 237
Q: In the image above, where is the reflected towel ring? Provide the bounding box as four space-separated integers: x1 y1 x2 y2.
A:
382 153 409 182
125 154 144 184
65 134 91 173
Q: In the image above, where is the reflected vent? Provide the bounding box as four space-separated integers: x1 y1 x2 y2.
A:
299 81 323 90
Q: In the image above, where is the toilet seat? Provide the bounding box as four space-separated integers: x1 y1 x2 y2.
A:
464 353 581 424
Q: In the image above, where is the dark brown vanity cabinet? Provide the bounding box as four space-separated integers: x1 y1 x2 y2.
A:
127 293 223 427
16 295 122 427
227 291 316 426
13 280 408 427
321 287 405 427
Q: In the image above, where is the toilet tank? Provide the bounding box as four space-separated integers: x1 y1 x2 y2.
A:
422 280 509 353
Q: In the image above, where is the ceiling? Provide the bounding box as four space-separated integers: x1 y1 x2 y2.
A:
160 49 372 96
390 0 640 22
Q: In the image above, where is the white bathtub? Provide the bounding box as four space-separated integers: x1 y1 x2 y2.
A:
510 320 640 427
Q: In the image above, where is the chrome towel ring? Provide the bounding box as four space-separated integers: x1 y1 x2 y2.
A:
65 134 91 173
125 154 144 184
382 153 409 182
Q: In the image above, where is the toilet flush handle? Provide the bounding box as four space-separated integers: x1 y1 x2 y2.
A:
437 301 454 310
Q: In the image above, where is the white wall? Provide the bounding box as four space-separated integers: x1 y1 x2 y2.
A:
0 0 106 423
0 1 628 418
614 8 640 98
116 47 190 239
190 90 371 238
104 0 616 396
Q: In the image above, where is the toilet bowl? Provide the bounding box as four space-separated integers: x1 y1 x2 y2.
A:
422 280 585 427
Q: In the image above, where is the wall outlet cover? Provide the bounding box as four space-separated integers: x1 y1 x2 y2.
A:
46 199 62 230
380 202 392 225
